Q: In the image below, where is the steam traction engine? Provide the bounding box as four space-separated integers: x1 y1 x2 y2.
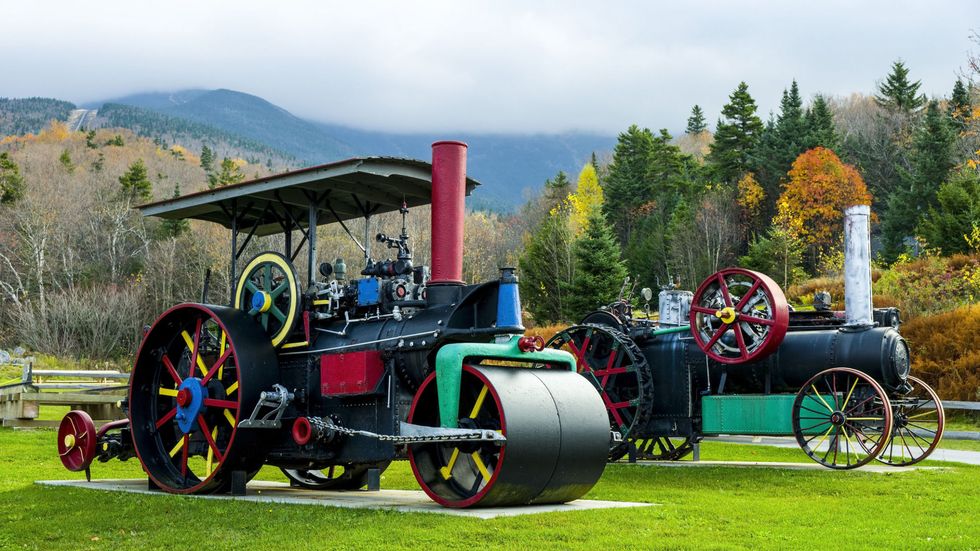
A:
549 206 945 469
56 142 611 507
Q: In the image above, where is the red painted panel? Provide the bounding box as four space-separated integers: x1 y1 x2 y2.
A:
320 351 385 396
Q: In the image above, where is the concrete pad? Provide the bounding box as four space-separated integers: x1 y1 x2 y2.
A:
616 460 944 472
36 479 654 519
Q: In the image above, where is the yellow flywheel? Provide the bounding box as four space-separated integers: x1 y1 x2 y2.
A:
234 251 300 348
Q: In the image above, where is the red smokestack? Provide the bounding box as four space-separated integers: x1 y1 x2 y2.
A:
430 141 467 285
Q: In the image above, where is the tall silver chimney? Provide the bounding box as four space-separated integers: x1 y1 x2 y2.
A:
843 205 873 327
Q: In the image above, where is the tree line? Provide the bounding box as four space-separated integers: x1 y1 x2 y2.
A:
517 55 980 325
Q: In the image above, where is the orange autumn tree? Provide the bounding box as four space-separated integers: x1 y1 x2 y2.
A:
775 147 872 264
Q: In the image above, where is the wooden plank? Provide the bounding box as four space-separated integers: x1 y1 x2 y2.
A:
32 384 128 391
2 418 60 428
31 370 129 380
12 392 124 405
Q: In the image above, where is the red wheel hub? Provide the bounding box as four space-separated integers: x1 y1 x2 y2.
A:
176 388 192 407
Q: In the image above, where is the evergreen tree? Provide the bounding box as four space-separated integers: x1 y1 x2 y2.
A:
565 210 629 321
686 104 707 134
58 149 75 174
106 134 125 147
881 100 956 257
749 81 815 223
875 60 925 114
542 171 572 210
91 153 105 173
0 152 25 204
648 129 692 197
919 169 980 255
119 159 153 201
200 145 214 173
518 207 575 324
159 184 190 238
803 95 839 151
85 130 97 149
214 157 245 188
949 79 972 132
708 82 764 183
603 125 655 243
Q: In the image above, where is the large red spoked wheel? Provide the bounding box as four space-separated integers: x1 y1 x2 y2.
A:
408 364 609 508
546 324 653 457
690 268 789 364
129 303 277 494
878 376 945 466
792 367 893 469
58 410 97 472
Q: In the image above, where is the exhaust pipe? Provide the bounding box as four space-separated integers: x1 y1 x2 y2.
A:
843 205 873 328
429 141 467 286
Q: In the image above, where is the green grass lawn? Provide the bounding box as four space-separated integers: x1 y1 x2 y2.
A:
2 427 979 550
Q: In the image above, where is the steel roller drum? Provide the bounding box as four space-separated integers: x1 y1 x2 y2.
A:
408 364 609 507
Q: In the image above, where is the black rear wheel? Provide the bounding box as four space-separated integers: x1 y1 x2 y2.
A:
129 303 277 493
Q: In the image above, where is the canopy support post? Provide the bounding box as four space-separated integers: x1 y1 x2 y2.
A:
229 199 238 305
307 201 317 288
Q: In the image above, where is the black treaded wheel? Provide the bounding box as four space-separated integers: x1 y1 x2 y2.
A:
129 303 278 494
281 462 391 490
546 324 653 456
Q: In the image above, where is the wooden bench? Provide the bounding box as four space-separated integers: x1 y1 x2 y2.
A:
0 361 129 428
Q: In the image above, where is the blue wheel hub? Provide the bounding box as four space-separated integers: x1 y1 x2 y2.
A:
175 377 208 434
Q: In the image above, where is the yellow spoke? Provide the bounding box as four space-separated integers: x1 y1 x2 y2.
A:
218 331 227 379
469 386 489 418
225 381 239 395
181 330 208 376
908 411 937 420
842 377 859 409
471 452 492 481
159 387 178 397
224 409 236 427
848 417 884 421
168 437 185 458
440 448 461 480
205 427 217 476
812 424 835 452
810 385 835 413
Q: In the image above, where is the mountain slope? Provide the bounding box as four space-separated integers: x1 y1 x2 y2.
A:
0 97 75 136
97 89 615 209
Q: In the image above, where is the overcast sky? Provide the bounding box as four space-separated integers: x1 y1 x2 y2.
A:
2 1 976 135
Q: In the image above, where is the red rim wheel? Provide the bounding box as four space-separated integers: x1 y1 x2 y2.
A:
792 367 894 469
689 268 789 364
58 410 97 472
129 303 277 494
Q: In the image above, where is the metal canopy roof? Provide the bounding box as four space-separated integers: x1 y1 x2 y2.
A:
137 157 480 237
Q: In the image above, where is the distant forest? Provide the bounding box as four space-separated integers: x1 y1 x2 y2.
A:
0 97 73 136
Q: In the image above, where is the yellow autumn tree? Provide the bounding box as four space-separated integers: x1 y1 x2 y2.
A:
775 147 872 262
736 172 764 230
566 163 604 236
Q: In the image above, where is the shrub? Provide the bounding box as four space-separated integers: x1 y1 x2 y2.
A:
903 304 980 401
